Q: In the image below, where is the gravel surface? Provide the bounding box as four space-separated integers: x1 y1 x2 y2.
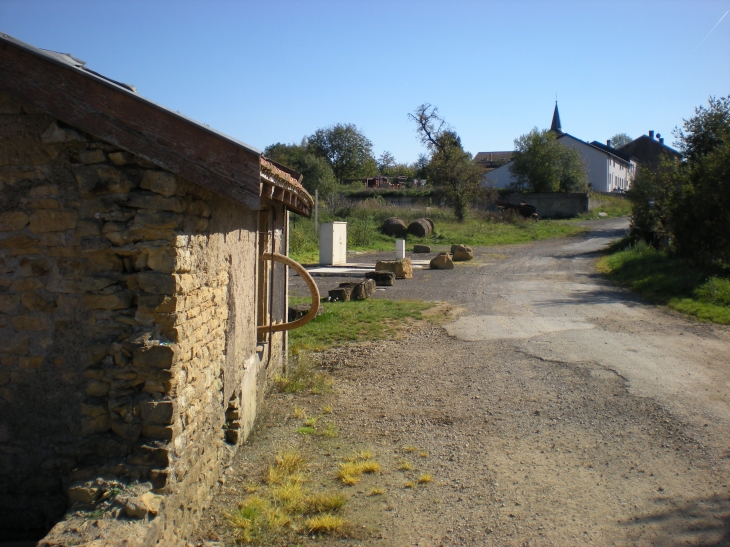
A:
194 218 730 546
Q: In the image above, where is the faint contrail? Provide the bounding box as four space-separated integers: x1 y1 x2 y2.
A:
690 9 729 56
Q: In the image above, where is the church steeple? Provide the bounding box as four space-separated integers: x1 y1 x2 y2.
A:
550 101 562 133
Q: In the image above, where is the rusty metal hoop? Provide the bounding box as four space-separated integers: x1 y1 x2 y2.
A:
257 252 320 335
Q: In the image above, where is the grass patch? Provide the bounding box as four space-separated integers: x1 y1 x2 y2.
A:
575 193 632 220
418 474 432 484
289 203 586 264
288 297 432 354
274 354 333 394
397 459 412 471
597 240 730 324
226 450 348 544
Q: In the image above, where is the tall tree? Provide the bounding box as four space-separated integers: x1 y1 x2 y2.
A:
264 141 338 199
409 104 484 221
609 133 632 148
509 129 588 193
308 123 377 183
673 96 730 162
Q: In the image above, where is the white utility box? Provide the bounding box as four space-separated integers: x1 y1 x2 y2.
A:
319 222 347 265
395 239 405 260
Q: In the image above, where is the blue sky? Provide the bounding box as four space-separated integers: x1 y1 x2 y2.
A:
2 0 728 164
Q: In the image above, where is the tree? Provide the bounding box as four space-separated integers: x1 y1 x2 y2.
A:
264 141 338 199
376 151 396 173
673 96 730 163
609 133 632 149
307 123 377 183
409 103 484 221
509 129 588 193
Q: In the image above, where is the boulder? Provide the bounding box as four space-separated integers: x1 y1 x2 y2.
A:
451 244 474 261
342 279 376 300
328 286 353 302
413 244 431 254
375 257 413 279
407 218 433 238
430 252 454 270
288 304 324 322
381 217 407 238
365 271 396 286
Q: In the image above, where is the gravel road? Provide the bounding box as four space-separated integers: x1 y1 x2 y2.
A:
195 218 730 546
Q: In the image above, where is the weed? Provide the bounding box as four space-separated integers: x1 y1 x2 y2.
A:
293 406 306 420
303 492 347 514
296 426 316 435
244 483 258 494
274 354 333 393
420 451 428 458
303 417 319 427
418 474 432 484
369 487 386 496
337 459 381 485
404 445 417 453
403 481 415 489
319 422 338 438
346 450 374 462
305 514 346 534
397 459 412 471
322 404 333 414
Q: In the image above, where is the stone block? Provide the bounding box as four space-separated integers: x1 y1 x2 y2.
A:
140 400 174 424
328 286 353 302
133 345 174 369
140 171 177 197
0 234 39 248
28 210 77 233
86 380 110 397
108 151 134 165
11 278 43 292
68 482 101 504
0 294 19 313
148 468 168 489
146 247 176 272
12 314 50 331
82 414 112 435
141 424 173 441
134 211 182 229
20 292 55 313
18 257 50 276
110 420 142 442
365 270 396 286
126 193 186 213
23 198 60 209
29 185 59 197
430 252 454 270
413 244 431 253
79 149 106 164
74 165 136 196
82 291 134 310
0 333 28 354
375 257 413 279
0 211 29 231
41 122 83 143
127 445 170 467
137 272 176 294
450 244 474 261
18 357 43 370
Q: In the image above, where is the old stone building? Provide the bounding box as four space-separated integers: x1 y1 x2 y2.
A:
0 33 314 544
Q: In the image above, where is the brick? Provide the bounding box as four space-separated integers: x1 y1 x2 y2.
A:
12 315 51 331
0 212 29 231
140 171 177 197
28 210 77 233
140 400 174 424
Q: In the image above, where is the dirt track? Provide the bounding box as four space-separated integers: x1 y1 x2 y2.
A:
194 219 730 546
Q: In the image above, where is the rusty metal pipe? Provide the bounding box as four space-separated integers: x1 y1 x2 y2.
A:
257 252 320 335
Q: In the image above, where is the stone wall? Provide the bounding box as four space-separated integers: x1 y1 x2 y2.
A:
0 91 287 543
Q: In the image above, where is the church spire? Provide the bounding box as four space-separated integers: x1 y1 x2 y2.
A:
550 101 562 133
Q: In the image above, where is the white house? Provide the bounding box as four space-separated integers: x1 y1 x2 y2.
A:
483 103 637 193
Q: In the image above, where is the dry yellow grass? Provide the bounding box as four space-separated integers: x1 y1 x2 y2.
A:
418 474 432 484
397 459 412 471
305 514 346 534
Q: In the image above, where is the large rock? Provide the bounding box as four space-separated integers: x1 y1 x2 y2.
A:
335 279 376 301
328 286 353 302
381 217 407 238
365 271 396 286
375 257 413 279
413 244 431 254
430 252 454 270
451 244 474 261
407 218 433 238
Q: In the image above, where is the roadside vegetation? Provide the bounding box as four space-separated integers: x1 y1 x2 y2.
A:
600 96 729 324
576 193 632 220
289 200 585 264
598 240 730 324
287 296 430 354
